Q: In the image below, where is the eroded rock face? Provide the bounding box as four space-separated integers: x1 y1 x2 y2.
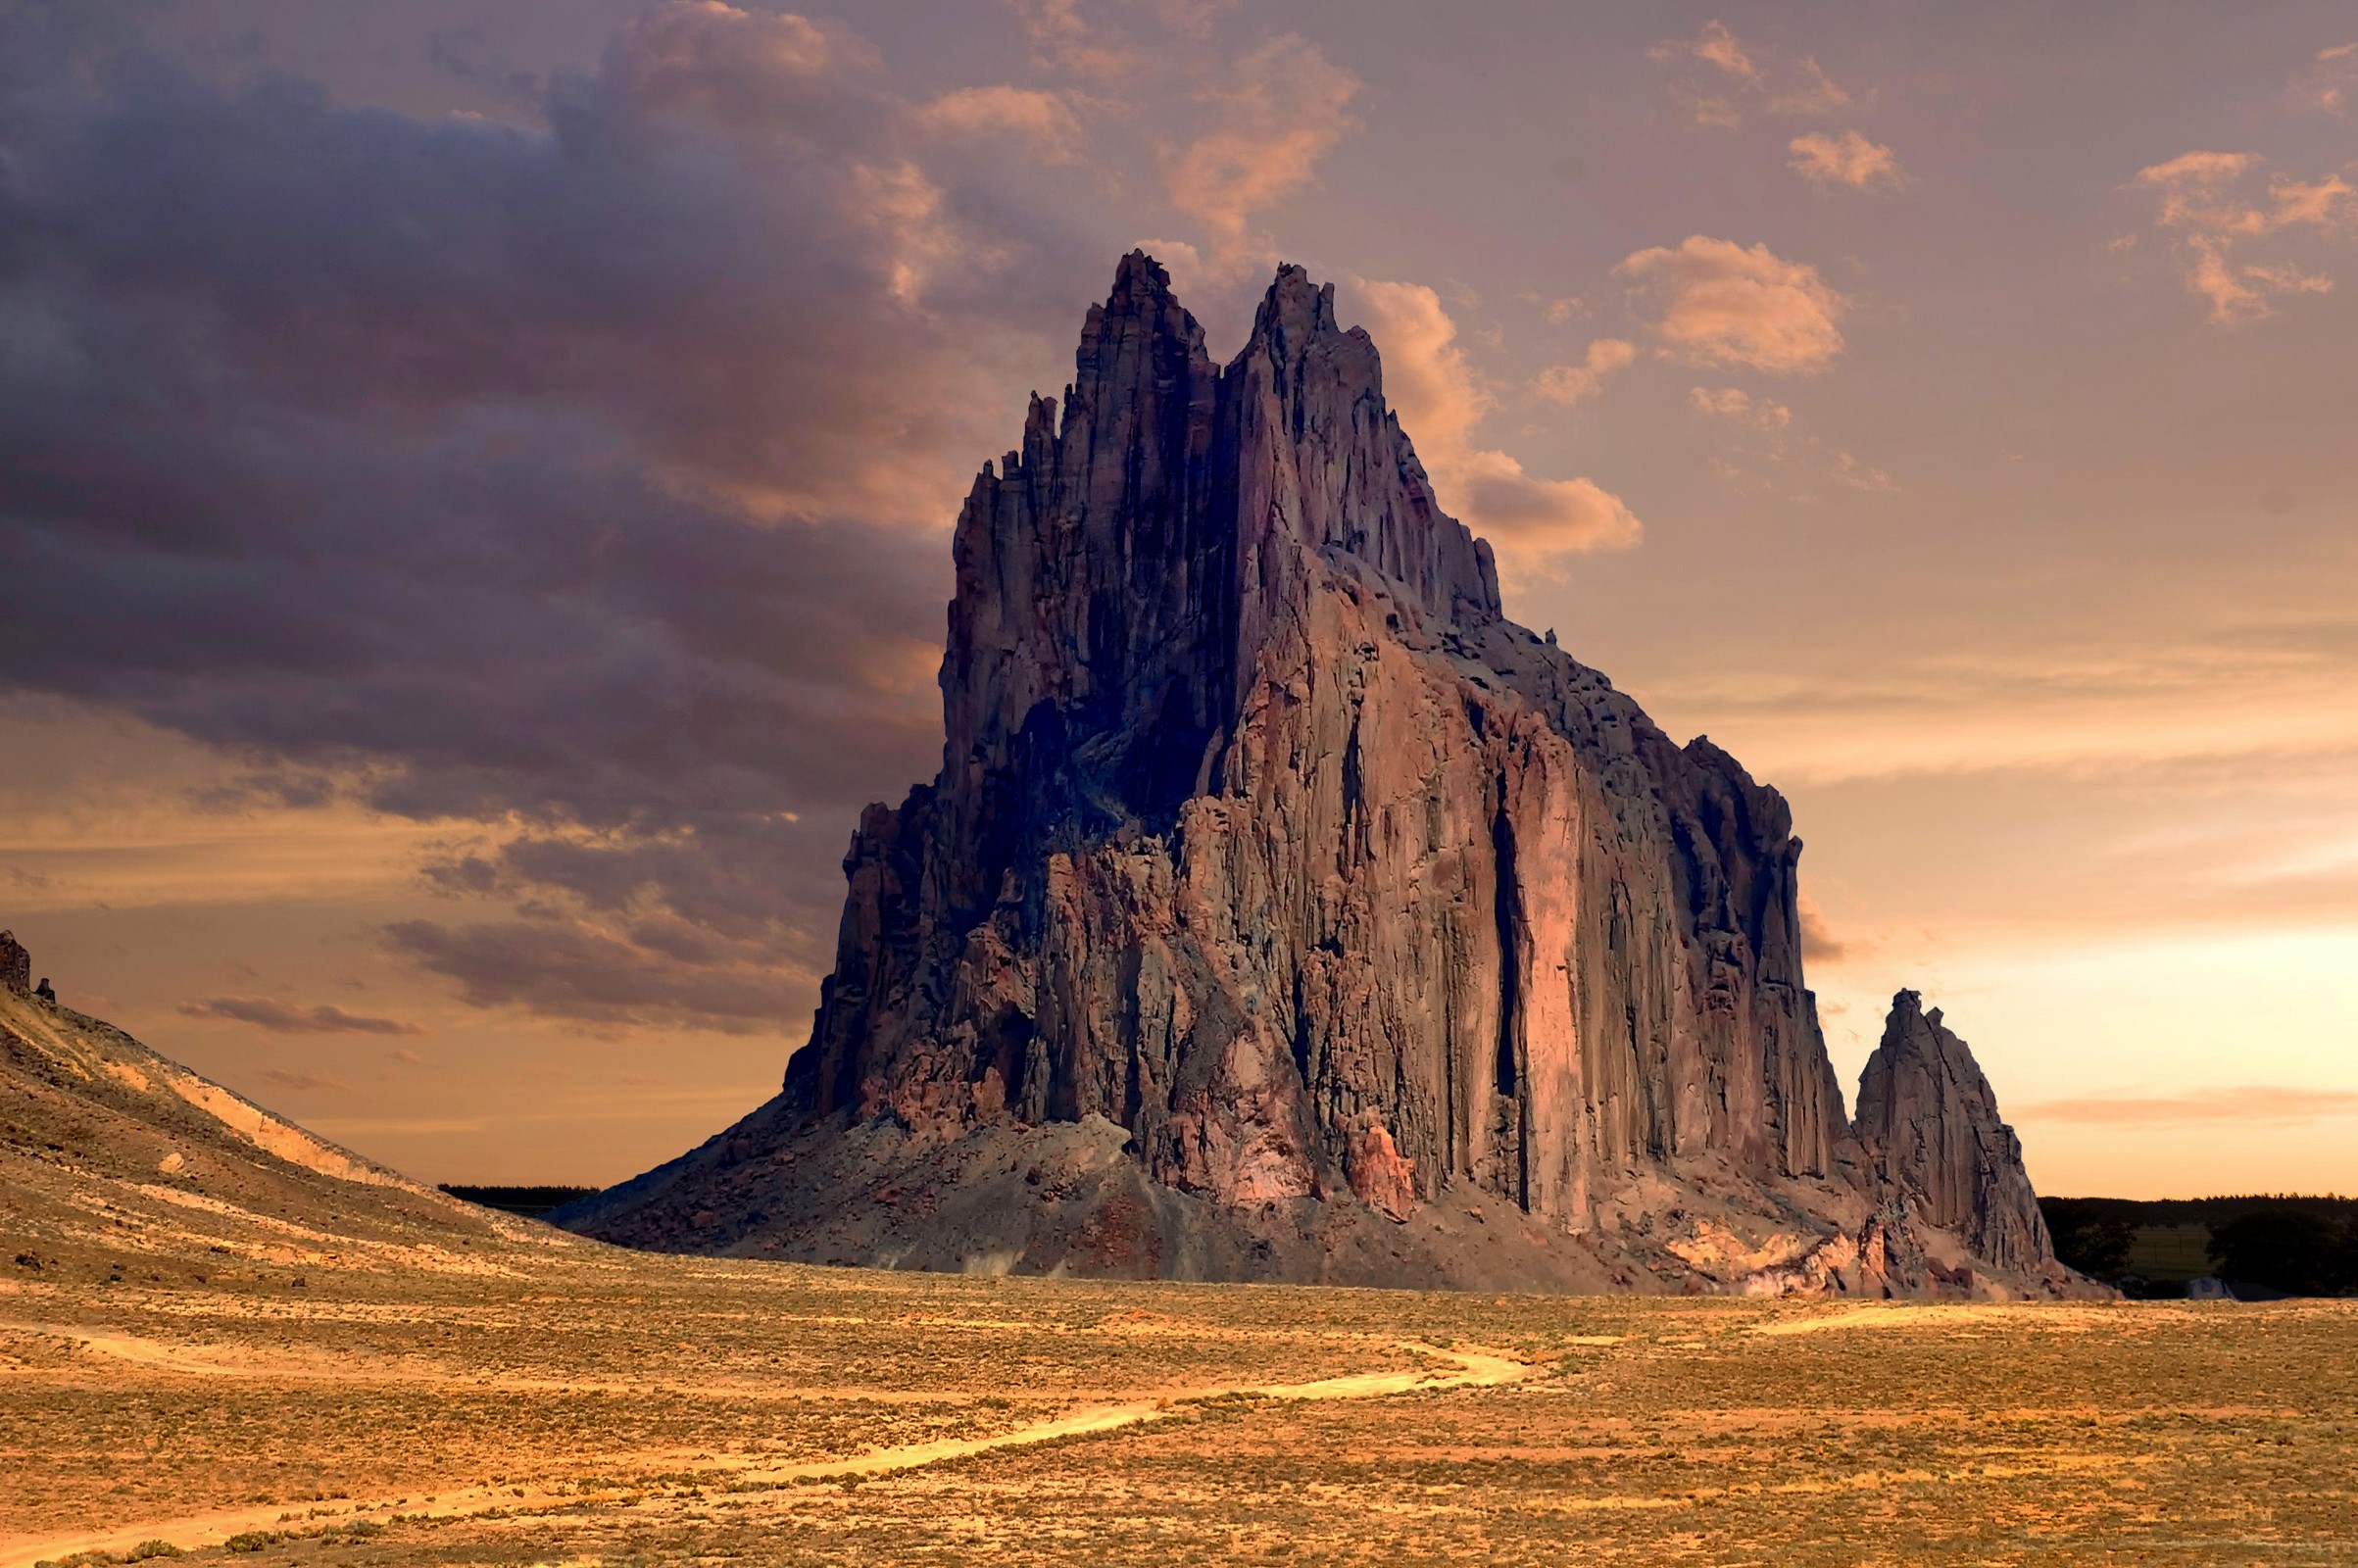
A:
1853 991 2053 1278
564 255 2074 1298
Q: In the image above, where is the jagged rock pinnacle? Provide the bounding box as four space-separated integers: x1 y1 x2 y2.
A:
1854 990 2053 1277
564 256 2071 1298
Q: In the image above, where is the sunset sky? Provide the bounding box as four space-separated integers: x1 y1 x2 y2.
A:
3 1 2354 1199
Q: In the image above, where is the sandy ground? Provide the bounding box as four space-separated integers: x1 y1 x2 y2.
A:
2 1256 2352 1567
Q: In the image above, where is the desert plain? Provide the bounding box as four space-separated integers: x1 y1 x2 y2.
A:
5 1246 2353 1567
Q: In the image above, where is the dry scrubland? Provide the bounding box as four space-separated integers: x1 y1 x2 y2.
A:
2 1255 2353 1567
4 990 2353 1564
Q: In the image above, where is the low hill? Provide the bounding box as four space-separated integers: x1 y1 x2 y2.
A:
1 973 571 1288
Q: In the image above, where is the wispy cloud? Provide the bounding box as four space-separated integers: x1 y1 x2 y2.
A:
2288 40 2358 116
1789 129 1904 191
1830 451 1896 492
1689 385 1792 431
2015 1086 2358 1125
1161 34 1361 255
1648 21 1853 128
180 996 423 1036
251 1067 356 1093
2132 151 2354 322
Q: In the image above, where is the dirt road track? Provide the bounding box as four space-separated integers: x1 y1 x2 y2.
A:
0 1341 1533 1565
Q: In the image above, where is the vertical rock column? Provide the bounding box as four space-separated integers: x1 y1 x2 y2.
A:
1853 991 2053 1274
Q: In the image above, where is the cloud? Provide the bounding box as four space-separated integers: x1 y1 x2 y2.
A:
1534 339 1637 407
1008 0 1140 81
1689 385 1792 431
1688 387 1895 502
250 1068 356 1093
386 915 815 1033
0 4 1103 1033
2289 41 2358 116
180 997 423 1036
1618 236 1847 373
1006 0 1240 81
2132 152 2351 236
2014 1086 2358 1126
1648 22 1852 128
1653 21 1761 83
1349 280 1641 577
1830 452 1896 492
915 85 1085 163
598 4 883 131
1162 34 1361 251
1797 895 1848 963
1788 129 1903 190
2132 151 2354 322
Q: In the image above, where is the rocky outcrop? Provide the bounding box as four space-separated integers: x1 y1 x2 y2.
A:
1853 991 2052 1278
0 930 26 996
562 255 2076 1298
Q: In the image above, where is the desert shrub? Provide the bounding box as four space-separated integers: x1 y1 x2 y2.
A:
223 1534 272 1554
126 1546 183 1562
2207 1209 2353 1296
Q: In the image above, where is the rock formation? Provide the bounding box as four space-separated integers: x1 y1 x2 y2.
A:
561 255 2085 1298
1852 991 2052 1278
0 930 27 996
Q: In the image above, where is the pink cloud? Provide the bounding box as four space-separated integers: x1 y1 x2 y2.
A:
914 85 1085 164
2015 1086 2358 1125
1534 338 1638 406
1689 385 1792 431
1162 34 1361 250
1649 22 1853 127
2133 151 2354 322
1350 280 1641 578
1618 236 1847 373
1789 129 1905 191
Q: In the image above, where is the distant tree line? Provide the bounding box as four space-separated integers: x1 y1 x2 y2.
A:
439 1184 601 1218
2041 1195 2358 1297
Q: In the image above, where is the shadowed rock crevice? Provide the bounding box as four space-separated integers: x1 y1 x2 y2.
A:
561 255 2086 1298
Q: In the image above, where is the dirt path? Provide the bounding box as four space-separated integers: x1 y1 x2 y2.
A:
0 1342 1532 1566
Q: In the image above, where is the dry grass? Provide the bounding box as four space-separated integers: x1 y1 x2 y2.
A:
2 1251 2352 1566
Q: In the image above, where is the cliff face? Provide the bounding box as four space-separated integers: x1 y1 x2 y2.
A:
564 256 2075 1298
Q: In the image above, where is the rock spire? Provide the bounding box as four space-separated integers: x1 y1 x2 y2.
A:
1853 991 2052 1277
0 930 27 996
562 255 2082 1298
